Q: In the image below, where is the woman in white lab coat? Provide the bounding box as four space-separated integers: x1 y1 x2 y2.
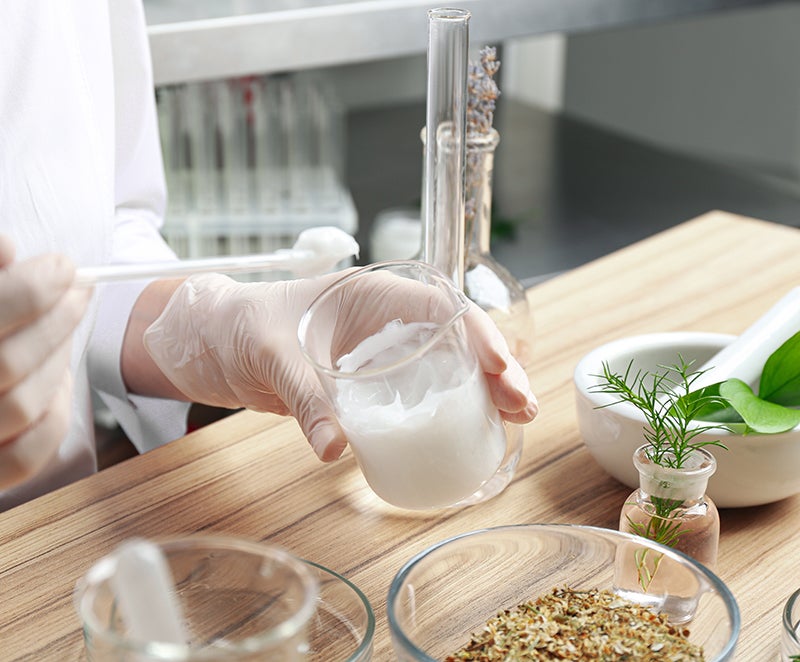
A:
0 1 538 510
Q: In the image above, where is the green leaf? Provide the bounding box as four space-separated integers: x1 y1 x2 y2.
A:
719 378 800 434
677 382 743 424
758 330 800 406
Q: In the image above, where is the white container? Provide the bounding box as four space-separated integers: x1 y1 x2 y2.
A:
574 331 800 508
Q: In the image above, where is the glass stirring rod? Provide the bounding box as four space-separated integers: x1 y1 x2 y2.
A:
74 226 359 286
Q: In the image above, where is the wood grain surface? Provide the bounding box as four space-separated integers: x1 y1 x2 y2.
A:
1 211 798 660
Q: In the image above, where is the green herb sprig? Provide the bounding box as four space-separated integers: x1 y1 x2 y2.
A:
592 356 729 468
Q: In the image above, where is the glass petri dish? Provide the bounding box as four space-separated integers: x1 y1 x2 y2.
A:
388 524 739 662
303 560 374 661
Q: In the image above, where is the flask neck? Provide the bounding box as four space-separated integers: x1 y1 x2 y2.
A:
633 445 716 503
422 9 470 289
465 129 500 257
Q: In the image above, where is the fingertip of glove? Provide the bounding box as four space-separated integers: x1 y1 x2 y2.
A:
522 394 540 421
49 253 76 281
485 347 509 375
493 359 539 423
502 399 540 425
465 305 510 374
309 423 347 462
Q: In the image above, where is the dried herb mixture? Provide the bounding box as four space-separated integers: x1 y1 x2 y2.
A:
445 587 704 661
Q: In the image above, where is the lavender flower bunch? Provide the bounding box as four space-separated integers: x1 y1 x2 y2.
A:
467 46 500 136
465 46 500 228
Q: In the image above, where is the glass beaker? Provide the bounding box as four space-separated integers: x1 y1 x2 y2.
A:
298 261 520 510
74 536 319 661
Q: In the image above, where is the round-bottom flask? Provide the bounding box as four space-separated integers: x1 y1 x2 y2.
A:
463 129 534 368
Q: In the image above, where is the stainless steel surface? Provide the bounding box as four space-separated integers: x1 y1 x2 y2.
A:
144 0 791 85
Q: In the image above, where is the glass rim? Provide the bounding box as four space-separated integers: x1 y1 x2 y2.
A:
783 587 800 647
302 559 376 661
74 535 319 659
297 260 471 380
420 126 500 149
427 7 471 21
633 443 718 479
387 523 740 662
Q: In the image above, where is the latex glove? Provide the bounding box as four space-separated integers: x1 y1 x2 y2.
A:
144 272 538 461
0 235 92 489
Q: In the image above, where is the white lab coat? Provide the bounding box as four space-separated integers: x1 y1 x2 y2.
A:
0 1 190 509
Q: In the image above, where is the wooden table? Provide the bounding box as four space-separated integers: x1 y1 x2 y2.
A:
2 210 799 661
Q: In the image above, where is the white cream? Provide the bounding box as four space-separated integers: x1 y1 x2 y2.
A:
335 320 506 510
290 226 360 276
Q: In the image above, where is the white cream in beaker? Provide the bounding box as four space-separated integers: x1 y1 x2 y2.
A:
334 320 506 509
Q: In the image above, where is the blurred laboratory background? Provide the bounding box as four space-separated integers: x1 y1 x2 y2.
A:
97 0 800 466
144 0 800 287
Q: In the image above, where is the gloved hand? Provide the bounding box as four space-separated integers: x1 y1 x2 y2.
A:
0 235 91 488
143 271 538 461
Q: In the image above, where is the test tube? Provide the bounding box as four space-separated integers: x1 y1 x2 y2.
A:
185 81 219 217
156 85 187 218
312 77 344 210
284 76 313 212
218 78 249 216
253 75 284 214
422 8 470 289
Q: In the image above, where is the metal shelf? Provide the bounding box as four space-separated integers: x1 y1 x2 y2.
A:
145 0 788 85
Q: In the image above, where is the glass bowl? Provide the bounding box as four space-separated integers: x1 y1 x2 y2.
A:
75 536 319 661
388 524 739 661
303 560 374 661
74 536 373 661
781 587 800 661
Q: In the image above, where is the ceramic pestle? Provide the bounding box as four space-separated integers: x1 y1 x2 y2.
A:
690 286 800 390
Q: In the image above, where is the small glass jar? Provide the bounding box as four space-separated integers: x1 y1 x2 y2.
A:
620 445 720 570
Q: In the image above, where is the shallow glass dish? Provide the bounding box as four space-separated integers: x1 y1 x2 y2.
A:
781 587 800 661
304 560 374 661
388 524 739 661
75 538 372 661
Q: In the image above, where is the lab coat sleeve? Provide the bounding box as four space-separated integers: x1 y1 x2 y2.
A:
87 0 190 453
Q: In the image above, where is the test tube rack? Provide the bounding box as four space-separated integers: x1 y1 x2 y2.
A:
156 72 357 280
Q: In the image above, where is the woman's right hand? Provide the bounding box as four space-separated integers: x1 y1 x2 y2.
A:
0 235 91 489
